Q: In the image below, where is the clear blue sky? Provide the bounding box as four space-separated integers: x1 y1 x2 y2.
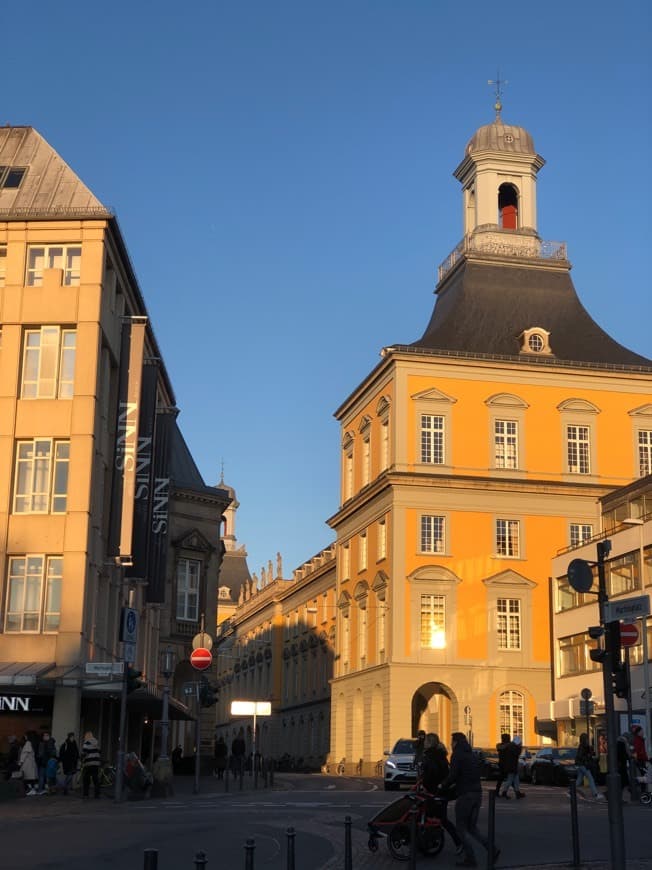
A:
4 1 651 579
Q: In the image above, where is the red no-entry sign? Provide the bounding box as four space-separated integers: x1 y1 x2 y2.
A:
620 623 639 648
190 647 213 670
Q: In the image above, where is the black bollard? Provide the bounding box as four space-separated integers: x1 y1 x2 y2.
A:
487 790 496 869
344 815 352 870
194 851 208 870
286 826 296 870
244 838 256 870
408 803 418 870
143 849 158 870
569 780 581 868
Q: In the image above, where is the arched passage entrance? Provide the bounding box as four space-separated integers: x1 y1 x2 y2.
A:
411 682 456 741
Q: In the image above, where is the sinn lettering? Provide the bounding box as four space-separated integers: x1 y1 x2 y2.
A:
115 402 138 471
151 477 169 534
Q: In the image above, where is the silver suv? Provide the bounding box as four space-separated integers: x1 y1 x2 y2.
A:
383 738 417 790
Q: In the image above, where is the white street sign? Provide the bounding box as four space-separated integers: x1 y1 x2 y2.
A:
85 662 124 676
604 594 650 623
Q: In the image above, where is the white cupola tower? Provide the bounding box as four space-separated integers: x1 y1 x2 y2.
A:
453 96 545 249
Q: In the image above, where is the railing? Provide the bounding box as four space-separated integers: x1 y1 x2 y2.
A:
437 233 568 282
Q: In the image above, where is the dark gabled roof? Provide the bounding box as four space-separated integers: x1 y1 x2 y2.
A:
219 550 252 604
169 420 231 506
409 258 651 369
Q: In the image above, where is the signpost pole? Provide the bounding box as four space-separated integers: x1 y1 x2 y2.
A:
194 682 201 795
642 617 652 755
114 661 128 803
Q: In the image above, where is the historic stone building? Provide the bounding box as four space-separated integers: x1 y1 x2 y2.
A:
327 106 651 767
0 126 229 763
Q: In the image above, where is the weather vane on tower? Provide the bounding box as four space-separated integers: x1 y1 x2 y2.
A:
488 71 508 121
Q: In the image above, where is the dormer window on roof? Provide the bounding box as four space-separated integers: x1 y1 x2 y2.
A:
0 166 27 189
519 327 552 356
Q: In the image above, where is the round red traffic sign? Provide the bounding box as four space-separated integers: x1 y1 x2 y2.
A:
190 647 213 670
620 622 639 648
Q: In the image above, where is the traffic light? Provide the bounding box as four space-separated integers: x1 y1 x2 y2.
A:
588 626 607 664
606 620 623 671
198 678 219 708
612 669 629 699
126 667 144 694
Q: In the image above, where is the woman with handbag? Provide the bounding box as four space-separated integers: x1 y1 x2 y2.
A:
19 734 38 795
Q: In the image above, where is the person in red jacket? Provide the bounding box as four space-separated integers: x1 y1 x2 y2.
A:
631 725 648 766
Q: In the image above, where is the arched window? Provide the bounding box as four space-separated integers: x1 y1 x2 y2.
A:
499 689 524 737
498 183 519 229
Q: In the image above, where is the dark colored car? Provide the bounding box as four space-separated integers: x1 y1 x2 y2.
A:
517 747 542 782
529 747 578 786
473 747 500 780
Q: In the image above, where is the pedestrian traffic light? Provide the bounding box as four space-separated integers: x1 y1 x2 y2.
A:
126 667 144 694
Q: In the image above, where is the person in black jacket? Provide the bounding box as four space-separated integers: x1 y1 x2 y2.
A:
499 735 524 799
439 732 500 868
58 732 79 795
420 733 463 853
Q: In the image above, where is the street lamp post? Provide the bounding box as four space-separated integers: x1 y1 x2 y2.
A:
152 646 175 797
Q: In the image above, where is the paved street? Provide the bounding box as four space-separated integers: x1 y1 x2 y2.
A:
2 774 652 870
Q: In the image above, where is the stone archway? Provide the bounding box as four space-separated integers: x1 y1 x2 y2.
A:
411 682 456 742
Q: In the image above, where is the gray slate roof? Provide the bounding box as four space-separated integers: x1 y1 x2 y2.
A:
409 259 651 369
0 126 109 219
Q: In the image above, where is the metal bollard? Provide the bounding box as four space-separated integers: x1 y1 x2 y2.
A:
286 826 296 870
487 790 496 869
194 850 208 869
344 815 352 870
568 780 581 868
408 803 418 870
244 838 255 870
143 849 158 870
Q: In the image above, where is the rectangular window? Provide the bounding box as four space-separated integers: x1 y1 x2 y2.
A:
420 415 444 464
380 420 389 471
5 555 62 633
570 523 593 548
359 532 367 571
639 430 652 477
558 633 602 677
341 542 350 579
496 519 520 557
420 594 446 649
176 558 200 621
342 613 350 669
567 425 591 474
14 438 70 513
377 602 386 660
420 515 445 553
494 420 518 469
26 245 81 286
359 607 367 667
497 598 521 650
377 519 387 560
344 450 353 500
21 326 76 399
0 246 6 286
362 435 371 486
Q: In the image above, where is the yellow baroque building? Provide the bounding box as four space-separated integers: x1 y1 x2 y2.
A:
327 111 651 766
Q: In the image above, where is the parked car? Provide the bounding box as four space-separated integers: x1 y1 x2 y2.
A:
517 747 542 782
473 747 500 780
528 747 578 786
383 738 417 790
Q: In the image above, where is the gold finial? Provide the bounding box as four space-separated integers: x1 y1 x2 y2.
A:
488 71 508 121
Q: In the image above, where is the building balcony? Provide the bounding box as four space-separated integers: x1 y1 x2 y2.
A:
438 232 568 283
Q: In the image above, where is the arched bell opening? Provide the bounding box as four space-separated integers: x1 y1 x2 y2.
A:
498 183 519 229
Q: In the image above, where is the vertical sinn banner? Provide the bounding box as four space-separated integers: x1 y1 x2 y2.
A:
108 316 147 565
146 407 177 603
125 360 159 584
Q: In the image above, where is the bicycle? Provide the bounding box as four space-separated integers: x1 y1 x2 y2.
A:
72 762 116 793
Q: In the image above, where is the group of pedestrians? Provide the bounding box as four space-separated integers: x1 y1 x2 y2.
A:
6 730 102 798
495 733 526 799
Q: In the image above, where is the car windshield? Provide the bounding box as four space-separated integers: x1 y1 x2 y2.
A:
556 749 576 761
392 740 416 754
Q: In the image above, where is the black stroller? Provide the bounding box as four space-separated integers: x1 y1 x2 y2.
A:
368 788 446 861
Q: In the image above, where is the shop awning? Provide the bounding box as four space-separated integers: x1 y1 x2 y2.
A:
0 662 55 686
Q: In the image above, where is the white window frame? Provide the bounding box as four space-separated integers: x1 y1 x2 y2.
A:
638 430 652 477
362 432 371 486
26 244 81 286
494 419 518 469
496 519 521 558
176 557 200 621
21 326 76 399
4 555 62 633
499 689 524 738
358 603 367 668
358 532 367 572
497 598 521 650
341 542 350 580
420 593 446 649
341 608 350 672
13 438 70 514
420 414 445 464
566 424 591 474
377 600 386 662
570 523 593 548
420 514 445 554
377 518 387 561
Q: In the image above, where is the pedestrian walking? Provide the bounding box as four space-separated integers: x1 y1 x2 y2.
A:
231 728 246 776
36 731 57 795
420 732 463 855
499 735 524 799
5 736 20 780
438 732 501 868
59 732 80 795
81 731 101 798
214 735 227 779
19 734 38 795
495 734 510 795
574 732 603 800
414 729 426 773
